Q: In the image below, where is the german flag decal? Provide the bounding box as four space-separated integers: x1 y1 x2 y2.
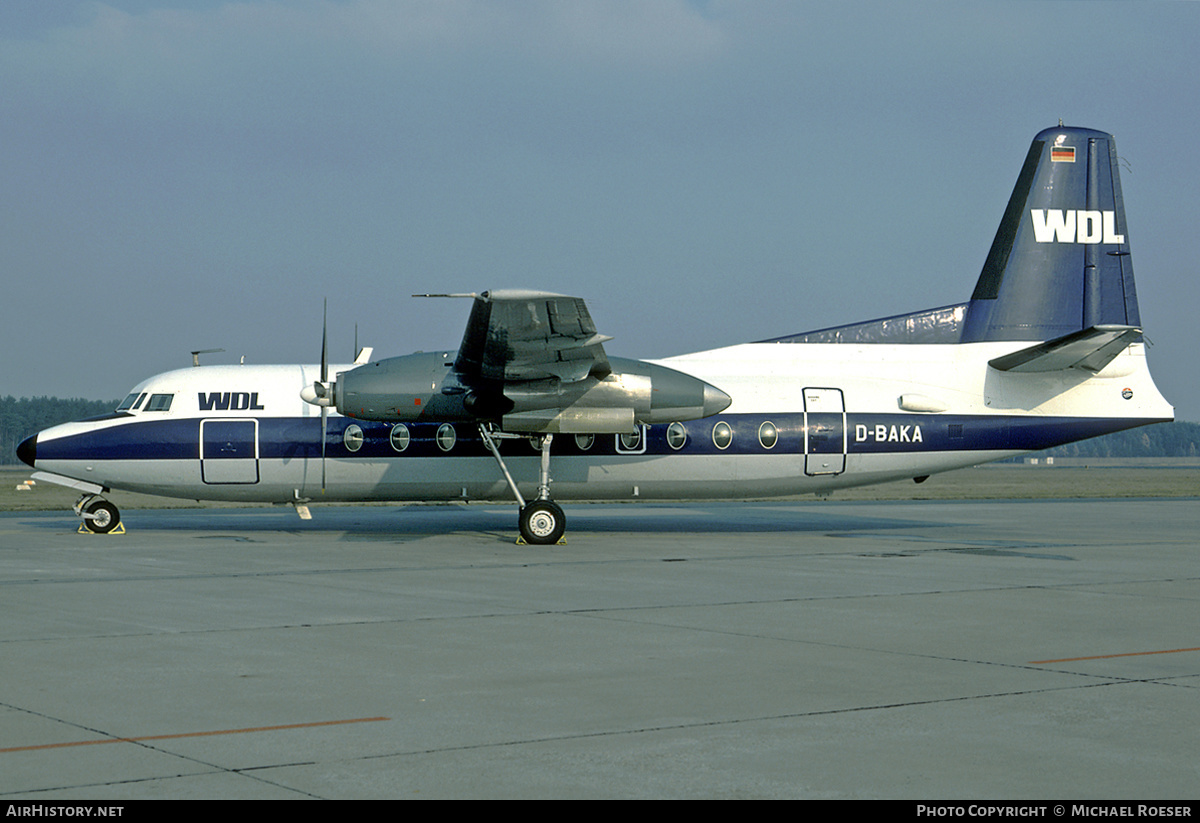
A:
1051 145 1075 162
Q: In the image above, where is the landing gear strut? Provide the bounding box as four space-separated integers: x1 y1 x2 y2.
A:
74 494 122 534
479 426 565 545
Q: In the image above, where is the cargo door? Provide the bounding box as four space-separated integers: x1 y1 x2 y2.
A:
200 419 260 484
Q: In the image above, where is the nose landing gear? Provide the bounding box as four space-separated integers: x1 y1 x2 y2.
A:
75 494 123 534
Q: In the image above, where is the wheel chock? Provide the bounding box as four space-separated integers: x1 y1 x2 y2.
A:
515 535 567 545
78 522 126 535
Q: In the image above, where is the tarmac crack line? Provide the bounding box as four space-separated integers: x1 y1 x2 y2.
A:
352 679 1130 764
3 572 1196 647
561 611 1200 686
0 706 388 799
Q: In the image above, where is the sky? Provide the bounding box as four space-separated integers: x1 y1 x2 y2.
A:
2 0 1197 420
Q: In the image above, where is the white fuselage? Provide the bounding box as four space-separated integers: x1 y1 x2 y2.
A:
28 339 1173 505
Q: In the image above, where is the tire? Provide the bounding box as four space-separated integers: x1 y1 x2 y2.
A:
85 500 120 534
519 500 565 545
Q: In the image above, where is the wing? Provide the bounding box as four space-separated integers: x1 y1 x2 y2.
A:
452 290 614 385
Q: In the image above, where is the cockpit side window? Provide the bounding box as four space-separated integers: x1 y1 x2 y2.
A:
143 393 174 412
116 392 146 412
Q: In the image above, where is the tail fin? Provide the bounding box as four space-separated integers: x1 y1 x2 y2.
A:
962 126 1140 343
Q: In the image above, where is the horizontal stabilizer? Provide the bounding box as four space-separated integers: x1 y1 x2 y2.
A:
988 325 1141 373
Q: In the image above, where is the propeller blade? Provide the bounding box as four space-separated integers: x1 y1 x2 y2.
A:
321 407 327 493
321 299 329 385
321 299 328 493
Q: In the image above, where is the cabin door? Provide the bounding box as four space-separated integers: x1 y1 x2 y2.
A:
804 388 846 476
200 419 260 484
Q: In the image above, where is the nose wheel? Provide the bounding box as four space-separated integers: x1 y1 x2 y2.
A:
75 495 122 534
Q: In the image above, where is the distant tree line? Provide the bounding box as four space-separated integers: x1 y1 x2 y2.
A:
2 396 1198 465
0 396 119 465
1021 420 1200 460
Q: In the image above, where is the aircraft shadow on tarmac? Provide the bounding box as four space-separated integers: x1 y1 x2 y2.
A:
13 502 946 539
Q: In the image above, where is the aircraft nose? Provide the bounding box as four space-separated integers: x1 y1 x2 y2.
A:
16 434 37 468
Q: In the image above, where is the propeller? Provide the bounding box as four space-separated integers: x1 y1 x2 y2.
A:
299 300 333 492
299 302 371 493
320 299 329 492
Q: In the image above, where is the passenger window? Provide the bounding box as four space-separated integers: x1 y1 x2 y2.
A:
712 421 733 450
390 424 410 452
666 422 687 450
758 421 778 450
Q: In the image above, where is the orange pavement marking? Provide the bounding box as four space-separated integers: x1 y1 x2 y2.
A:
1030 647 1200 664
1 716 390 753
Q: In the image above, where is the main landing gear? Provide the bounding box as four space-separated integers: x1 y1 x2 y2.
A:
74 494 123 534
479 427 566 545
518 499 565 546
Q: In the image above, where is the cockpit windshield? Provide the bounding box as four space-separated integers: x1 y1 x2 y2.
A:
115 392 173 413
116 392 147 412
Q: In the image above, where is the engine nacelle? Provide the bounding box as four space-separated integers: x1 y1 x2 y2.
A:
326 353 730 433
334 351 474 422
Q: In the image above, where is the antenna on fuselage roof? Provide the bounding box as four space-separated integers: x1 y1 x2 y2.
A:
352 323 373 364
191 348 225 367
